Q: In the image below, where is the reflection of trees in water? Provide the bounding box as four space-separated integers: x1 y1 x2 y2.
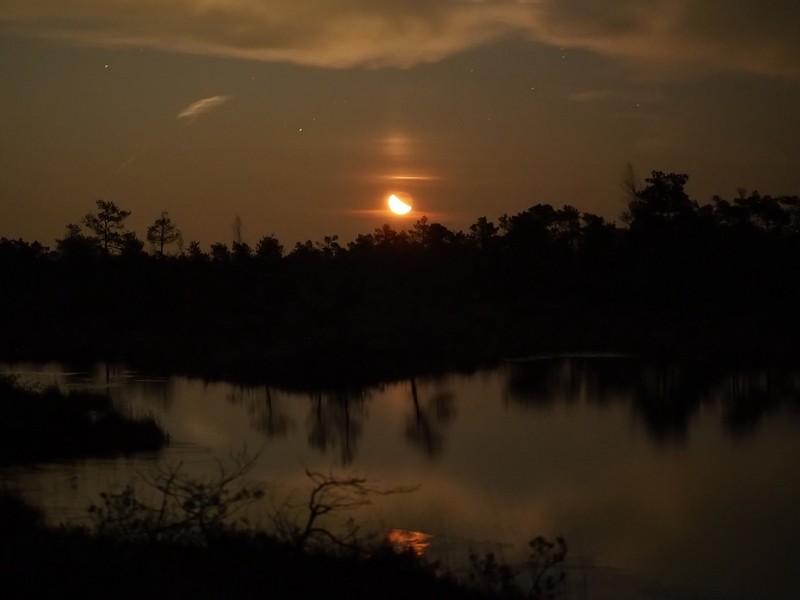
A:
505 357 638 407
631 365 800 440
634 364 708 441
405 378 455 459
129 377 177 411
717 369 792 437
506 358 800 442
307 389 369 465
228 386 293 440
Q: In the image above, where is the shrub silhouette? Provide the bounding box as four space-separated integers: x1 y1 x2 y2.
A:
89 450 264 545
467 536 568 600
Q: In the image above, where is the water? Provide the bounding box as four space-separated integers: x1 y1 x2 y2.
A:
2 358 799 600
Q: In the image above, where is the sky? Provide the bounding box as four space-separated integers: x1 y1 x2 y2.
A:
2 1 800 249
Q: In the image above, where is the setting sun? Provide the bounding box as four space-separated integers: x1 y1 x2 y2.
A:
388 194 412 215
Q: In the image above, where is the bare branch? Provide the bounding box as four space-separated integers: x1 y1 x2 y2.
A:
275 468 418 553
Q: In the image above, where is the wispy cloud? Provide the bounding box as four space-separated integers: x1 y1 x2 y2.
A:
2 1 799 77
566 90 614 103
177 95 232 122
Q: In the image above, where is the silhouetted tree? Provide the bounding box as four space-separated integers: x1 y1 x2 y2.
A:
410 217 455 248
409 217 431 245
210 242 231 262
55 223 100 258
232 241 253 262
232 214 244 245
255 235 284 262
146 211 182 256
119 231 145 256
712 195 752 229
185 240 208 262
347 233 376 252
580 213 616 243
315 235 342 259
288 240 322 263
623 171 696 228
83 200 132 255
498 204 566 263
0 238 49 262
500 204 557 239
468 216 499 249
735 191 789 231
552 205 581 247
373 224 408 247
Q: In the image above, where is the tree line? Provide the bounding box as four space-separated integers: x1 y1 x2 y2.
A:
4 170 800 264
2 170 800 385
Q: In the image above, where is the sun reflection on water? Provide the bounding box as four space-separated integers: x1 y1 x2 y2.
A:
385 528 432 557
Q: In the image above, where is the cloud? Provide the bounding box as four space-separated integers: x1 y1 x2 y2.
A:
0 1 539 68
530 0 800 78
177 95 232 122
2 1 799 76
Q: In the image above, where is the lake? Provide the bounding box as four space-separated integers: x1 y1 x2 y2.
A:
2 357 799 600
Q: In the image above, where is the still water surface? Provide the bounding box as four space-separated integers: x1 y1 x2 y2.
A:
2 357 799 600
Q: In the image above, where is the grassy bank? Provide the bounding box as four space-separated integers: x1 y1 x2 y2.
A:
0 375 167 465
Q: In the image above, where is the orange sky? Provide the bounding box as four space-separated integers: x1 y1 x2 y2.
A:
2 1 799 248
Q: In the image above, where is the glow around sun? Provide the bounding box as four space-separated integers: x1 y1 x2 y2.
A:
388 194 412 215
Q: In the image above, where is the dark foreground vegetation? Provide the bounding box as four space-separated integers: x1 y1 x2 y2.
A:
0 375 167 465
3 170 800 385
0 499 479 600
1 456 568 600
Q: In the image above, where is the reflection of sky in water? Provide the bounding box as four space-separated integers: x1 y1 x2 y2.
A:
2 360 800 600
